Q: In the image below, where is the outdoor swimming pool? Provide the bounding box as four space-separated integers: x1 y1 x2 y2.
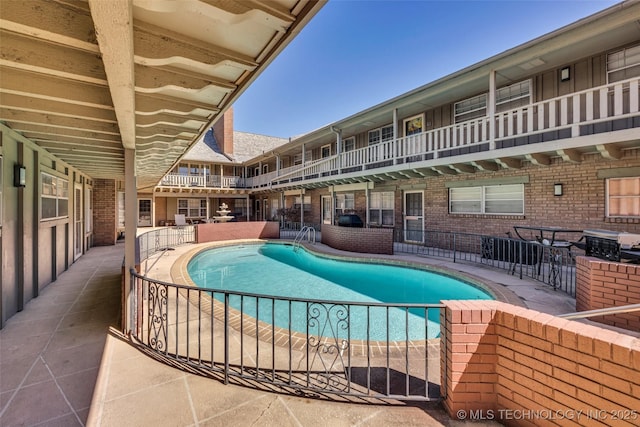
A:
187 242 493 340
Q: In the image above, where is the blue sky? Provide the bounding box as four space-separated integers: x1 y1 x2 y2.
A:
233 0 619 138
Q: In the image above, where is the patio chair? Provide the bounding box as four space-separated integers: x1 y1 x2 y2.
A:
174 214 187 227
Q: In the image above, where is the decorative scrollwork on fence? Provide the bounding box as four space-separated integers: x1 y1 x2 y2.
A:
307 303 350 392
148 282 168 352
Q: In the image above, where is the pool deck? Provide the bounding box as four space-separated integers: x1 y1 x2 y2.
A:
2 239 632 426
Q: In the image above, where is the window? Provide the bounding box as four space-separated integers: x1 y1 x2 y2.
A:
369 191 394 226
262 164 269 174
449 184 524 214
234 199 247 217
403 115 423 136
607 177 640 218
293 154 302 165
178 198 207 218
294 195 311 211
455 80 531 122
335 193 354 216
342 137 355 152
455 93 487 123
85 188 93 232
321 144 331 158
496 80 531 112
41 172 69 220
368 125 394 145
607 44 640 83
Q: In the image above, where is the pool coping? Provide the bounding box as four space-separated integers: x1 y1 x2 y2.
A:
165 239 524 355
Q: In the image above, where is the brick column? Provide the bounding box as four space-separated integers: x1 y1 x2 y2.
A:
441 300 500 417
93 178 117 246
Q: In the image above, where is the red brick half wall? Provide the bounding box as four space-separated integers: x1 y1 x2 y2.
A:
195 221 280 243
321 224 393 254
441 300 640 425
576 256 640 332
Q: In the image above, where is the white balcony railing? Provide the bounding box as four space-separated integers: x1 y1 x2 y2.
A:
159 174 245 189
272 76 639 185
157 77 639 190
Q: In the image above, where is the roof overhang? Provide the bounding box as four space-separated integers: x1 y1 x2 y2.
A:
0 0 325 189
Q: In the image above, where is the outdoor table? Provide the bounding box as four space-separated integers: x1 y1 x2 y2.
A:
512 226 583 289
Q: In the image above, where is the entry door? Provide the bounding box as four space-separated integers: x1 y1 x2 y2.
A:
322 195 332 224
404 191 424 243
138 199 152 226
263 199 268 220
74 184 83 260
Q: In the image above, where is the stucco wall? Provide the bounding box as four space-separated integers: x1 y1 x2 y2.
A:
441 300 640 425
576 256 640 332
321 224 393 254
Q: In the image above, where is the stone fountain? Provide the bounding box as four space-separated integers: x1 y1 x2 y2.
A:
212 203 234 223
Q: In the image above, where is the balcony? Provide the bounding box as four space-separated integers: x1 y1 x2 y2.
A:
156 77 639 193
156 173 246 193
270 76 639 187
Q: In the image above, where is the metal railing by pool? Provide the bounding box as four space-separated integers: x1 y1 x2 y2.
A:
136 225 196 264
392 229 580 297
130 270 444 401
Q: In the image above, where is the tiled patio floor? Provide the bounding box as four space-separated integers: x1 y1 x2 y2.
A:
1 238 624 426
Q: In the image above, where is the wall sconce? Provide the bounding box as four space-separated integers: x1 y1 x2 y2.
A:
560 67 570 82
14 164 26 187
554 183 563 196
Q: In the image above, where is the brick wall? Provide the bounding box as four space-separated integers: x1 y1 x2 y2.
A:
576 256 640 332
442 300 640 426
195 221 279 243
321 224 393 254
294 151 639 238
93 178 117 246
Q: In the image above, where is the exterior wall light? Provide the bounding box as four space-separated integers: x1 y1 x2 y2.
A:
554 183 563 196
560 67 570 82
14 164 26 187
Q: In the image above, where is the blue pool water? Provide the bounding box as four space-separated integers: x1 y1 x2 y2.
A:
187 242 493 340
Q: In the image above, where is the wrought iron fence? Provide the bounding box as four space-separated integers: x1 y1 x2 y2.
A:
130 270 444 401
392 229 580 297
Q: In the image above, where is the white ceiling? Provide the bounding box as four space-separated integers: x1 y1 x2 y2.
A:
0 0 325 189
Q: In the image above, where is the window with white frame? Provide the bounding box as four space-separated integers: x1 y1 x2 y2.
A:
449 184 524 214
335 193 354 216
455 80 531 122
368 125 394 145
496 80 531 112
294 195 311 211
234 199 247 216
293 154 302 165
607 43 640 83
369 191 394 226
321 144 331 158
455 93 487 123
607 177 640 218
85 188 93 232
342 137 355 152
177 198 207 218
41 172 69 220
